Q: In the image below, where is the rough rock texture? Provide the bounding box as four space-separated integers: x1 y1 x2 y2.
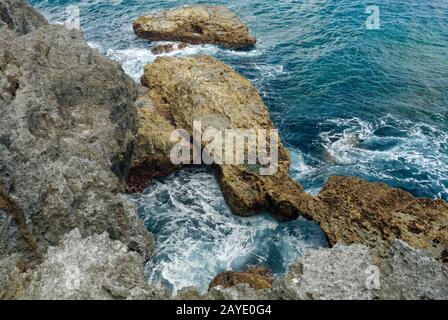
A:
272 244 377 300
0 0 47 36
205 283 269 300
133 6 256 49
0 254 26 299
127 94 179 193
133 55 321 221
151 42 188 55
178 244 377 300
183 242 448 300
20 229 166 300
0 24 154 261
316 176 448 265
209 267 273 291
379 241 448 300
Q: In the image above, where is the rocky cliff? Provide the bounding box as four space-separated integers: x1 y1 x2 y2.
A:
1 0 447 301
0 0 158 300
133 55 447 266
0 15 154 262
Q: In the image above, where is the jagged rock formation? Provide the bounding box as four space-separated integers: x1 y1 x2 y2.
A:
2 0 447 301
209 267 273 291
178 242 448 300
272 244 377 300
0 0 47 36
133 6 256 49
316 176 448 265
132 55 320 220
18 229 166 300
0 22 155 261
127 94 179 193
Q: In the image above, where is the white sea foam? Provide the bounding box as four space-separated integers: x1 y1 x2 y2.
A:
316 115 447 197
127 169 327 294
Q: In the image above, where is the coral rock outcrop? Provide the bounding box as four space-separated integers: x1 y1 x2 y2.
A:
133 6 256 49
316 176 448 265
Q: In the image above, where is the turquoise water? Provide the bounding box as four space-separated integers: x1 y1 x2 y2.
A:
32 1 448 292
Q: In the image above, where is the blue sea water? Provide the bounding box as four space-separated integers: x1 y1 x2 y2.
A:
31 0 448 293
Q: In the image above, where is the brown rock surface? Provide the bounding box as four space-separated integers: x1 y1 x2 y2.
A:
316 176 448 265
127 99 179 194
133 55 448 268
132 55 319 220
209 267 273 291
0 24 154 261
133 6 256 49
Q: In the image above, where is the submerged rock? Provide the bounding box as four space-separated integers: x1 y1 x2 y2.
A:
20 229 166 300
0 24 154 261
316 176 448 265
379 241 448 300
151 42 189 55
133 6 256 49
133 55 319 220
209 267 273 291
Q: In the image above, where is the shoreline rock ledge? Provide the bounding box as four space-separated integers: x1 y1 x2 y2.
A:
133 5 257 49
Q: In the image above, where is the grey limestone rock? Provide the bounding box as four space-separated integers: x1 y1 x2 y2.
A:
379 241 448 300
20 229 166 300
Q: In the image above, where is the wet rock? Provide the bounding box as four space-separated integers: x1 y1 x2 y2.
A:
316 176 448 265
133 6 256 49
150 42 189 55
209 266 273 291
134 55 319 219
20 229 166 300
0 24 154 261
379 241 448 300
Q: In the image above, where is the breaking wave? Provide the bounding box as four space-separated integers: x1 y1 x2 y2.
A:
127 168 327 294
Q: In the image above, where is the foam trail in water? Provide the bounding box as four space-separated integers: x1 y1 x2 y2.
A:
127 168 328 294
